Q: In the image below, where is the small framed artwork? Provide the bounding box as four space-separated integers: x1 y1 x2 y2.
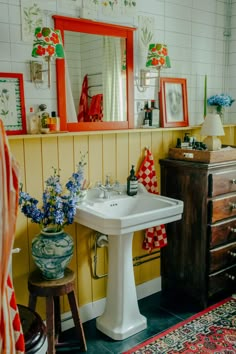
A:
0 73 27 135
159 77 189 128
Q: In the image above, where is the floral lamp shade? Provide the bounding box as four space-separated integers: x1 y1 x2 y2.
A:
32 27 64 59
146 43 171 69
31 27 64 87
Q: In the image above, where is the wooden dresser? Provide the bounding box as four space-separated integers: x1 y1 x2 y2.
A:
159 158 236 308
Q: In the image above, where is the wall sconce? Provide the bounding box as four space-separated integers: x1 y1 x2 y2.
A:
200 113 225 151
136 43 171 92
31 27 65 88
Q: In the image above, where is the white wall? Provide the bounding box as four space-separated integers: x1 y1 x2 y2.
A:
0 0 233 127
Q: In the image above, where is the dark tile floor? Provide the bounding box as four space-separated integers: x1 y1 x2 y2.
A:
57 291 207 354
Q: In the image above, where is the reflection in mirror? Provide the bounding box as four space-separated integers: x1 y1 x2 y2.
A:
64 31 127 123
53 15 135 132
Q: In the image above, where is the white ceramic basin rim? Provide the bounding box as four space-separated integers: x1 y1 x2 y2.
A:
75 185 183 235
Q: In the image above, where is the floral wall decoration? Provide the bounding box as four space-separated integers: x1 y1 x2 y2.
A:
138 15 154 51
85 0 137 17
21 0 43 42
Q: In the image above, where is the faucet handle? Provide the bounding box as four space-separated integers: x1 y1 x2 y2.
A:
105 175 111 187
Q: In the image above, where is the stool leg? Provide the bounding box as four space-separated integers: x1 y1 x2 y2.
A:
67 290 87 352
46 296 55 354
54 296 61 341
28 294 37 311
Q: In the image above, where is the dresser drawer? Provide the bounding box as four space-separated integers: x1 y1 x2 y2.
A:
209 242 236 273
209 217 236 248
208 265 236 297
209 169 236 197
208 194 236 223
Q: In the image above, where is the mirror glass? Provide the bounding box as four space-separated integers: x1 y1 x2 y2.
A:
64 31 127 124
53 15 135 131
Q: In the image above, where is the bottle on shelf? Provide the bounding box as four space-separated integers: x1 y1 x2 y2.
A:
38 104 50 133
150 100 160 127
143 101 152 126
48 111 60 132
27 107 39 134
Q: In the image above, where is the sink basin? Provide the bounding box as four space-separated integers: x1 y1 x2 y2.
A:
75 184 184 340
75 184 183 235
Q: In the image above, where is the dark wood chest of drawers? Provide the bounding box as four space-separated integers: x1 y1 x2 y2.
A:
159 158 236 308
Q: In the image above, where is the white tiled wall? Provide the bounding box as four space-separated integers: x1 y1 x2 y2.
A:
0 0 234 126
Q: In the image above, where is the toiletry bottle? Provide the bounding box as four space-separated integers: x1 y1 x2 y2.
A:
127 165 138 196
38 104 50 133
150 100 160 127
27 106 39 134
143 101 152 126
49 111 60 132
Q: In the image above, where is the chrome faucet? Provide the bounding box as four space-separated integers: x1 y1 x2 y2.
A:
96 176 122 199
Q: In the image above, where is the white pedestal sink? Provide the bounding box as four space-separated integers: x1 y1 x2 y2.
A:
75 184 183 340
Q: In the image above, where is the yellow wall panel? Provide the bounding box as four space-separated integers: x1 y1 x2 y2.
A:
116 133 129 183
88 135 103 186
103 133 116 182
8 126 236 316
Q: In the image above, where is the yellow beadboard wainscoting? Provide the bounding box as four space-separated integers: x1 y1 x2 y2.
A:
9 125 236 321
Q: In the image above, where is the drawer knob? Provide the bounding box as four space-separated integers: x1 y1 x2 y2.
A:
229 227 236 233
227 250 236 257
232 179 236 184
225 273 235 280
229 202 236 210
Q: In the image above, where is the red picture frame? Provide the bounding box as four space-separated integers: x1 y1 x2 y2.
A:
159 77 189 128
0 72 27 135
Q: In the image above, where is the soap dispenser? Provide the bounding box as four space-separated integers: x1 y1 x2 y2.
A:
127 165 138 196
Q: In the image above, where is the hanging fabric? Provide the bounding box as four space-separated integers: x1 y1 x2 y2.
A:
136 148 167 252
77 74 89 122
88 94 103 122
0 120 25 353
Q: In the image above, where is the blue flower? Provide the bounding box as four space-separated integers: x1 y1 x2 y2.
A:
207 94 235 107
19 154 87 231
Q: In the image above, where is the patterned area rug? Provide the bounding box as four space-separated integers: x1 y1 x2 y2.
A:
123 297 236 354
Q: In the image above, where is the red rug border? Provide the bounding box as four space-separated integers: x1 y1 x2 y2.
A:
123 296 235 354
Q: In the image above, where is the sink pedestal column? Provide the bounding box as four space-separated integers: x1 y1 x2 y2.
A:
96 232 147 340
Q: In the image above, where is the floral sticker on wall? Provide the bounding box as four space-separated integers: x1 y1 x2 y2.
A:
101 0 120 16
21 0 43 42
124 0 136 7
122 0 137 15
138 15 154 50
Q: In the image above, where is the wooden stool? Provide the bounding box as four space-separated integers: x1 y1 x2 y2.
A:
28 268 87 354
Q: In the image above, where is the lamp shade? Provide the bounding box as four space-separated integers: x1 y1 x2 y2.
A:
200 113 225 137
146 43 171 69
200 113 225 151
32 27 64 59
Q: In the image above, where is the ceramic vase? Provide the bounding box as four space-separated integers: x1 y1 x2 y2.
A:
208 105 225 123
31 227 74 280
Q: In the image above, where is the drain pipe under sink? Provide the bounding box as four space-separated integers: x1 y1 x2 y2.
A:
93 233 160 279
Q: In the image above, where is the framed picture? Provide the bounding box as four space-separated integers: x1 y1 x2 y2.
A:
159 77 189 128
0 73 27 135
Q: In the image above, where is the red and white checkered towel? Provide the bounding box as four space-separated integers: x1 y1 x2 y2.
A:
136 148 167 252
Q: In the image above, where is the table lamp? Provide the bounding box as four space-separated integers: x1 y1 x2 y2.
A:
200 113 225 151
31 27 64 88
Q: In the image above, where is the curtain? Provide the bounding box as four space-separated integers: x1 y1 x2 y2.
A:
65 54 78 123
0 120 24 353
102 37 124 122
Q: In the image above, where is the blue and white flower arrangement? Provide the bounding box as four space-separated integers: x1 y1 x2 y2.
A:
19 155 87 231
207 94 235 108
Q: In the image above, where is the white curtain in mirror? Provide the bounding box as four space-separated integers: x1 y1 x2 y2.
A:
103 37 124 122
65 54 78 123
